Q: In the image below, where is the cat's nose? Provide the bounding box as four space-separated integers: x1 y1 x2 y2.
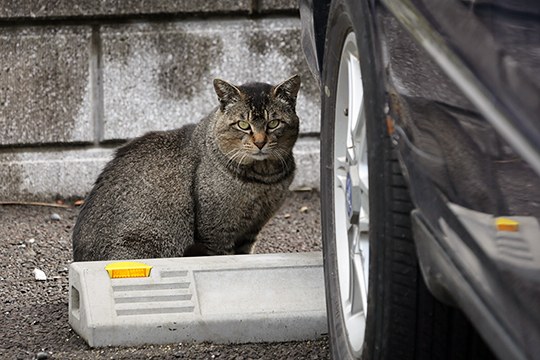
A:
254 140 267 150
253 133 267 149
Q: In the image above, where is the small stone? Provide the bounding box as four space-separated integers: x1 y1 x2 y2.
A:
283 213 291 219
36 351 49 359
33 268 47 281
50 213 61 221
300 206 309 213
294 186 313 192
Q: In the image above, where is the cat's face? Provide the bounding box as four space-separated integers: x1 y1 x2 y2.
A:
212 75 301 165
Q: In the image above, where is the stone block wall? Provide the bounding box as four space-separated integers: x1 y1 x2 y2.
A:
0 1 320 201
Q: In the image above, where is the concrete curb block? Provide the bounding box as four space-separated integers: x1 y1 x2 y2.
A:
69 252 327 347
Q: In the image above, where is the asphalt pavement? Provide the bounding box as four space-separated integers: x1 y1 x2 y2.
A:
0 190 329 359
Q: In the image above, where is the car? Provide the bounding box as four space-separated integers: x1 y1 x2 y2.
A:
299 0 540 359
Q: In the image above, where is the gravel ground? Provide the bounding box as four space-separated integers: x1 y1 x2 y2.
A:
0 190 329 360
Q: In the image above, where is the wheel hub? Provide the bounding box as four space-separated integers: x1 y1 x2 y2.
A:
346 164 361 225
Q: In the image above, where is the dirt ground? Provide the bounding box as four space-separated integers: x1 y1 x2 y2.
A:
0 190 329 360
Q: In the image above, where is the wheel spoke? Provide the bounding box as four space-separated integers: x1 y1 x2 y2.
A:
347 53 363 149
356 103 369 221
359 213 369 233
348 256 362 315
355 104 368 163
352 253 368 315
358 229 370 292
359 181 369 219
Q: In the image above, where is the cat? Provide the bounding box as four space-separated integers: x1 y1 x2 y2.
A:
72 75 301 261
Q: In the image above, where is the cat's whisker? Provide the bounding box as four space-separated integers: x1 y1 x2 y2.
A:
224 148 239 157
225 148 244 162
225 148 239 160
273 148 290 172
237 153 249 174
279 155 289 173
224 149 238 167
226 150 242 169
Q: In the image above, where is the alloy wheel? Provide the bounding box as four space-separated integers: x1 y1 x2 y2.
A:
332 31 370 356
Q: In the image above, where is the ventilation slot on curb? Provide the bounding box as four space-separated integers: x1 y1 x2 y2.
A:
112 271 195 317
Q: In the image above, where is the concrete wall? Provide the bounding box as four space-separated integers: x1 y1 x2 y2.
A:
0 1 320 201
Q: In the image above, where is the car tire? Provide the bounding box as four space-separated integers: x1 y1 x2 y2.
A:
320 1 496 359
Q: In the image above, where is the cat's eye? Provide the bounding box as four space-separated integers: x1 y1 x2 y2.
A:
237 121 251 131
267 120 280 129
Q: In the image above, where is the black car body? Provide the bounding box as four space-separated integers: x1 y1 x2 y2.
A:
300 0 540 359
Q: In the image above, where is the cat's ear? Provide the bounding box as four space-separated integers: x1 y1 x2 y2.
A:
272 75 301 110
213 79 242 111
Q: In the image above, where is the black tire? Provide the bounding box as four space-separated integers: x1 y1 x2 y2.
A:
320 1 496 359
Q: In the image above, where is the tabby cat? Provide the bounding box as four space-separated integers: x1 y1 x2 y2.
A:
72 75 301 261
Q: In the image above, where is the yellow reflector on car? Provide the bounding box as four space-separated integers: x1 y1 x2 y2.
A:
495 218 519 232
105 261 152 279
